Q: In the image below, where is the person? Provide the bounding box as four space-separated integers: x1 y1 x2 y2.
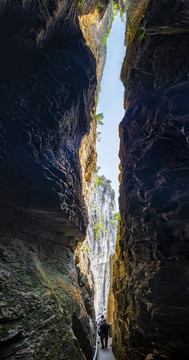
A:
97 314 105 335
100 318 110 349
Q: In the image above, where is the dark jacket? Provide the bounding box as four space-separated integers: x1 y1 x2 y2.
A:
100 323 110 337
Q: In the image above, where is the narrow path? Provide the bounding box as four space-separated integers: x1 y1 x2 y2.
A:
98 338 115 360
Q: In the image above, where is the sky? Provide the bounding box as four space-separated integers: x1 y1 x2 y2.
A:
96 15 126 210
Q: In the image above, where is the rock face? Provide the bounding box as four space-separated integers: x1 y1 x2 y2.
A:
0 1 112 359
78 0 113 205
112 1 189 359
76 174 118 317
0 234 95 360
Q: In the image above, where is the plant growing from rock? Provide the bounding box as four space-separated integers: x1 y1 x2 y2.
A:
82 244 90 255
102 1 129 48
96 130 101 142
110 212 121 227
97 0 105 13
94 174 104 188
113 212 121 222
123 0 131 10
128 16 149 40
96 113 104 142
95 166 101 173
78 0 84 9
102 27 111 48
93 220 107 240
96 113 104 126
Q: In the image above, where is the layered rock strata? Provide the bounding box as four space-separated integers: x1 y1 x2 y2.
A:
76 174 117 317
112 1 189 359
0 0 112 359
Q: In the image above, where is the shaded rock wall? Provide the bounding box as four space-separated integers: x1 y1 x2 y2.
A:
0 0 112 359
0 0 96 231
113 1 189 359
0 232 95 360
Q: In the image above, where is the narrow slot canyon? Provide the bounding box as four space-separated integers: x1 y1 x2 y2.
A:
0 1 189 360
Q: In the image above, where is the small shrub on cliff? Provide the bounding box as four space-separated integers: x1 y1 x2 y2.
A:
113 212 121 222
96 130 101 142
110 212 120 228
78 0 84 9
123 0 131 10
97 1 105 13
106 179 111 189
128 16 149 40
93 221 107 240
96 113 104 142
102 27 111 48
82 245 90 255
94 174 104 188
96 113 104 126
95 166 101 173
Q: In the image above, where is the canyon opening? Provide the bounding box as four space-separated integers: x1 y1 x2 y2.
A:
0 1 189 360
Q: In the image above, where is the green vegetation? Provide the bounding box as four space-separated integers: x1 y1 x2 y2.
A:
123 0 131 10
95 166 101 173
91 170 118 241
129 16 149 40
109 213 120 228
96 130 101 142
101 1 130 48
97 1 105 12
93 221 107 240
107 179 112 189
102 27 111 48
113 212 121 222
82 245 90 255
78 0 84 9
96 113 104 142
96 113 104 126
94 174 104 188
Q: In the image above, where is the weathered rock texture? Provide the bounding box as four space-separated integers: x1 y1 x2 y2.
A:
79 0 113 205
0 232 95 360
106 253 115 326
0 0 112 359
112 1 189 359
76 174 117 317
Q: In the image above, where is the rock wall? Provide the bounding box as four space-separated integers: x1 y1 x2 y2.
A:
0 233 95 360
78 0 113 206
112 1 189 359
0 1 112 359
76 174 118 317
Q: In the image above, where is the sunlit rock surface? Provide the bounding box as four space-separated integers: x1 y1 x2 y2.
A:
79 0 113 206
112 0 189 359
76 174 118 317
0 0 112 359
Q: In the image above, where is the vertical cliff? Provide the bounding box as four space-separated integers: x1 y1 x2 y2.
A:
112 0 189 359
0 1 113 359
78 0 113 205
76 173 118 317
